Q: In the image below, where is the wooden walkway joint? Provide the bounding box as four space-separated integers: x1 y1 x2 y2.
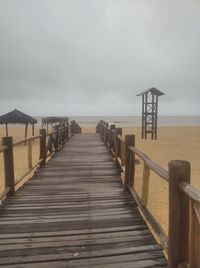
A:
0 133 167 267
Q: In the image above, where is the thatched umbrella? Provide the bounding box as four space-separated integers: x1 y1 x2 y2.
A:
0 109 37 138
41 117 69 133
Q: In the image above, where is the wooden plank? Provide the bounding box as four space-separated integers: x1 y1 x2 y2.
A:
0 133 166 267
0 244 162 265
0 225 146 239
0 251 166 268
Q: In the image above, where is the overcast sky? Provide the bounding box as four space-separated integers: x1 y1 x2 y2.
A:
0 0 200 116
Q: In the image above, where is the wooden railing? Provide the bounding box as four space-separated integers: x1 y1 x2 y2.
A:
0 121 81 200
96 120 200 268
70 120 81 136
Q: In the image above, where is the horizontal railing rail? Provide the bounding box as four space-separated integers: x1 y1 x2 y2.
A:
13 135 42 147
96 120 200 268
129 146 169 182
0 120 81 201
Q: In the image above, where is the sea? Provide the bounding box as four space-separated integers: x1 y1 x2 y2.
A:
34 116 200 128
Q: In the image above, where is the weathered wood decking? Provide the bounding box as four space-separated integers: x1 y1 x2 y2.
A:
0 133 167 267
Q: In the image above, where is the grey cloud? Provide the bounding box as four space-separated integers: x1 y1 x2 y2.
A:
0 0 200 115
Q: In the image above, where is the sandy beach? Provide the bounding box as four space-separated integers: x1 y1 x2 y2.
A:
0 125 200 234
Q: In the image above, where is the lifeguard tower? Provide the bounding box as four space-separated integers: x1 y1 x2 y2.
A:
137 87 164 140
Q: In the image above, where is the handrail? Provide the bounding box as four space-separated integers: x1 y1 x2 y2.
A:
0 120 81 201
96 119 200 267
129 146 169 182
180 182 200 203
13 135 41 147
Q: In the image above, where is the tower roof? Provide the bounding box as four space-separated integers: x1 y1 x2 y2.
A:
136 87 165 96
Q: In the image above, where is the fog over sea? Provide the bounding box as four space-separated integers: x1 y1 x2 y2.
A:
35 116 200 128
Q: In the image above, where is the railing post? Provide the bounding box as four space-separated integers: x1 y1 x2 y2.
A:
124 135 135 189
168 160 190 268
39 129 46 168
27 139 32 169
66 123 69 140
54 125 59 150
105 123 109 144
103 123 106 141
73 121 76 135
2 137 15 195
141 163 150 206
101 121 104 136
109 124 115 150
189 200 200 268
115 128 122 170
70 121 73 136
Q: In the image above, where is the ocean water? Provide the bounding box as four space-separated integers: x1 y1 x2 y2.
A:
1 116 200 128
69 116 200 128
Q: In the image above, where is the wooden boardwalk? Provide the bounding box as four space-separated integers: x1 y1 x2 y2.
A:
0 134 167 267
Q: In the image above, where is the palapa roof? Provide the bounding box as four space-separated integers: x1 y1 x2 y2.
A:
137 87 165 96
42 116 69 125
0 109 37 125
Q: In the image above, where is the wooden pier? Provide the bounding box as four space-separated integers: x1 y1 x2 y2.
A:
0 133 167 267
0 120 200 267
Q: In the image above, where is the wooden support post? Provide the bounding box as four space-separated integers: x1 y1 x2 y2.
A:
155 95 158 140
105 123 109 144
101 121 103 135
141 94 144 139
66 123 69 140
115 128 122 158
144 93 148 139
130 135 135 187
2 137 15 195
46 133 53 153
168 160 190 268
124 135 135 188
54 125 59 150
73 121 76 135
5 123 8 137
27 140 32 169
70 122 72 137
96 123 99 133
32 124 35 141
61 125 64 145
115 128 122 170
141 163 150 206
189 201 200 268
39 129 46 168
103 123 106 141
109 124 115 150
25 124 28 139
24 123 28 145
71 121 75 136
